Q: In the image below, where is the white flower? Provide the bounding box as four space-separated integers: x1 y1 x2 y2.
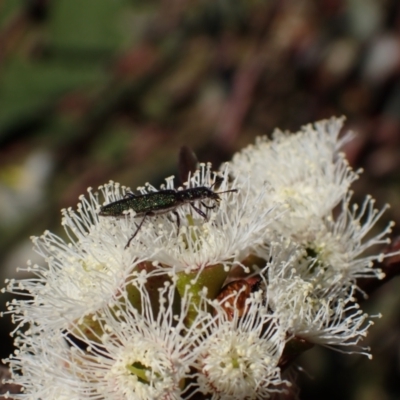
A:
300 193 391 291
4 225 151 333
3 116 398 399
193 289 289 399
4 162 276 334
74 281 205 400
229 117 358 238
6 281 207 400
98 163 276 274
229 116 394 294
4 332 84 400
263 242 373 353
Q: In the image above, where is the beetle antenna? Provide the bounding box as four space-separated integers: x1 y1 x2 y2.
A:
215 188 238 195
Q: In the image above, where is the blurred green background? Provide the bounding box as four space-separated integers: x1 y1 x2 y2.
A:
1 0 400 399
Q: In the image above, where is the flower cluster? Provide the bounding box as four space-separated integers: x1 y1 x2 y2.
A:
2 117 395 399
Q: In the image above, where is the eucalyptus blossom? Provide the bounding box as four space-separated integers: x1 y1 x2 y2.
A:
2 117 397 399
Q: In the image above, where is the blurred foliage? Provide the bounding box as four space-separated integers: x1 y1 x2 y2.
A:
1 0 400 399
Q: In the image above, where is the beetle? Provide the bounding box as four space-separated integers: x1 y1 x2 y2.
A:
99 186 237 248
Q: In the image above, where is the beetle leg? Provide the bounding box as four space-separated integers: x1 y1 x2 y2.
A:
172 211 180 235
125 214 147 248
190 203 208 220
200 201 216 210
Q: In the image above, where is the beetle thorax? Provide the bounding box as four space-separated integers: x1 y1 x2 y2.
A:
178 187 220 203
